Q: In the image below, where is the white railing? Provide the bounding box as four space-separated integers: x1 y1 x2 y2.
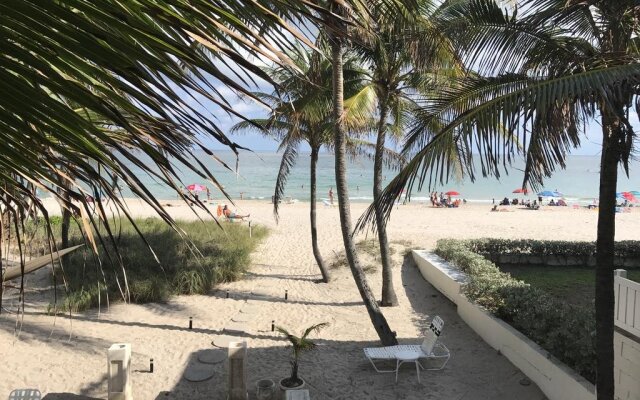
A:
614 269 640 338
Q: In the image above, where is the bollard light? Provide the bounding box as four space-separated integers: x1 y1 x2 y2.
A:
226 289 229 299
285 290 288 300
271 320 275 332
189 317 193 330
150 358 154 373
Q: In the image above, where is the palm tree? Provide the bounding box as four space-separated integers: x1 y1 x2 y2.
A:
366 0 640 397
0 0 347 305
353 0 462 306
327 0 398 345
231 41 377 283
276 322 329 388
233 40 405 285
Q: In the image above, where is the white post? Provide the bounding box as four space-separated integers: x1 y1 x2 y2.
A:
228 341 248 400
107 343 132 400
614 269 628 278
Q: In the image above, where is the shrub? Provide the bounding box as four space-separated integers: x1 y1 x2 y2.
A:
434 239 596 383
40 218 267 311
464 238 640 265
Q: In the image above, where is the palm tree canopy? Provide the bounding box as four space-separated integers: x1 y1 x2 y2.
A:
358 0 640 228
0 0 379 303
276 322 329 354
230 39 382 218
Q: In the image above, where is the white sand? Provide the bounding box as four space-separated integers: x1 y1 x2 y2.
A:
2 198 638 399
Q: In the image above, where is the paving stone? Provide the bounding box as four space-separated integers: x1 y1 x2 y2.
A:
196 349 226 364
183 363 214 382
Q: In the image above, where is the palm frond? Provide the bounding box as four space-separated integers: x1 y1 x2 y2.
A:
273 140 300 221
358 63 640 231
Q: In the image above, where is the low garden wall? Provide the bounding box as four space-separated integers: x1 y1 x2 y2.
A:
412 249 596 400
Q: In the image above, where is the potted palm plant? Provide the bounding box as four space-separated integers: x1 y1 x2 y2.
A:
276 322 329 390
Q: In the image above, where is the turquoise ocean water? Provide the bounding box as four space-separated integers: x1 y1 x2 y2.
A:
119 151 640 204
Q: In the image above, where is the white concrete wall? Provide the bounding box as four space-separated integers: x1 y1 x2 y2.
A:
615 331 640 400
412 250 466 305
412 251 596 400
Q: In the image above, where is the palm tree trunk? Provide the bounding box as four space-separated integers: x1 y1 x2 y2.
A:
310 145 330 283
374 95 398 306
595 110 621 400
330 24 397 346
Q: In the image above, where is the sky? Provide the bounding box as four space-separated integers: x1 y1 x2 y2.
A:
201 93 616 157
189 31 633 158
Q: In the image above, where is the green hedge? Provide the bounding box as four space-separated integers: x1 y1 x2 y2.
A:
464 238 640 260
434 239 596 383
41 218 268 313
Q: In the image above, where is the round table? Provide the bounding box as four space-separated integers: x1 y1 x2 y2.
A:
395 350 422 383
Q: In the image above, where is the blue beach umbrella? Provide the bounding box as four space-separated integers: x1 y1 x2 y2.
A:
537 190 562 197
630 191 640 196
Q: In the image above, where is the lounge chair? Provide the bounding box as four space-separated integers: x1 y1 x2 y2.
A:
8 389 41 400
363 316 450 382
363 345 398 373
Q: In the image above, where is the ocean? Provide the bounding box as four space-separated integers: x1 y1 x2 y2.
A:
119 151 640 204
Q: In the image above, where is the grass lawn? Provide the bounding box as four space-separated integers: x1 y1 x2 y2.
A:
500 265 640 308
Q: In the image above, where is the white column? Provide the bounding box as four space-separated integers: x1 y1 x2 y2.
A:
107 343 132 400
228 341 248 400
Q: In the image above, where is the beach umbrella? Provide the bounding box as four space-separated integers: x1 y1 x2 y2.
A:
187 183 207 192
630 190 640 196
512 188 529 194
537 190 562 197
445 190 460 196
622 192 638 202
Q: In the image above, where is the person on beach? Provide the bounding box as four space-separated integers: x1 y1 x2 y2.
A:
222 205 250 220
206 187 211 201
329 187 334 205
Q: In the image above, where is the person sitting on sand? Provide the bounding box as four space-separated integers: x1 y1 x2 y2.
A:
222 205 250 220
549 199 556 206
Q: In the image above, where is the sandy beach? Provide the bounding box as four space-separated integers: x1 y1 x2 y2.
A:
1 198 638 399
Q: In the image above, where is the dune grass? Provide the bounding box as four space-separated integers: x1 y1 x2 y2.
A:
35 218 267 313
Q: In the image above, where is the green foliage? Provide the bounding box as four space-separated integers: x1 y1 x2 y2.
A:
463 238 640 265
276 322 329 387
435 239 596 383
44 218 267 312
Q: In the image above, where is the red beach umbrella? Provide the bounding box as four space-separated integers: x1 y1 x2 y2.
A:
512 188 529 194
187 183 207 192
445 190 460 196
622 192 638 203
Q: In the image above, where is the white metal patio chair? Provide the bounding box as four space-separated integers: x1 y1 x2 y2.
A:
8 389 41 400
394 316 450 382
363 316 451 382
363 344 399 373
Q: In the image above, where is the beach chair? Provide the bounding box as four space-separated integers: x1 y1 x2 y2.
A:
394 316 450 382
363 344 399 373
8 389 41 400
363 316 450 381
